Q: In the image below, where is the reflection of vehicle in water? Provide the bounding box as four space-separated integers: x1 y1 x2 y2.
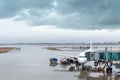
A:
77 69 120 80
115 73 120 80
60 57 80 71
76 60 120 80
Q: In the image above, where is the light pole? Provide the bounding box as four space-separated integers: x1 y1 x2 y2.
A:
105 47 108 62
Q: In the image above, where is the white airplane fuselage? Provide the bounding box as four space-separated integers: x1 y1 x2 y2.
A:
78 52 87 64
77 48 94 64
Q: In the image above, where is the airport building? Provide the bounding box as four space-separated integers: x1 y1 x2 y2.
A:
86 52 120 61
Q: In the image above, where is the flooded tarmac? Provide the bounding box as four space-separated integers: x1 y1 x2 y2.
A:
0 45 119 80
0 45 79 80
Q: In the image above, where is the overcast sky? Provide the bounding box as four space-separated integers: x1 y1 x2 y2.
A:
0 0 120 43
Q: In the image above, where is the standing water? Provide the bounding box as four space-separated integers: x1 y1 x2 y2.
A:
0 45 78 80
0 44 120 80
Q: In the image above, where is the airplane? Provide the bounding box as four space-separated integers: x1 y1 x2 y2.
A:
75 43 95 69
77 42 94 64
58 43 95 69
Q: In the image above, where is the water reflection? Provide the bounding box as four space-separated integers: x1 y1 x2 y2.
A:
77 70 120 80
0 45 119 80
49 59 120 80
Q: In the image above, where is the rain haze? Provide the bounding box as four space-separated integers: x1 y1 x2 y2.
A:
0 0 120 43
0 1 120 80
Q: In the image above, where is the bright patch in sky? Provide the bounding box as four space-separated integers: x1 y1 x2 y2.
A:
53 1 57 6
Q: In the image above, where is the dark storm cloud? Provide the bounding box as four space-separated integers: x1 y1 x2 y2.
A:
0 0 52 18
0 0 120 29
56 0 120 29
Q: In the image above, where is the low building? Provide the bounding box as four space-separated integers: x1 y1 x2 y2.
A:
86 52 120 61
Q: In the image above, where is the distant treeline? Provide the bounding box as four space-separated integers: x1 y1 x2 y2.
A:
0 42 120 45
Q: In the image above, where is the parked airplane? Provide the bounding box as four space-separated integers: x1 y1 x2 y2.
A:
59 43 95 68
78 43 94 64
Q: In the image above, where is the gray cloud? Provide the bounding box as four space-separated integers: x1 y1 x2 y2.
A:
0 0 52 18
0 0 120 29
56 0 120 29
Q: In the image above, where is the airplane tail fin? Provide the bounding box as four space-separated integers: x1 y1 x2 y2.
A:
84 42 94 53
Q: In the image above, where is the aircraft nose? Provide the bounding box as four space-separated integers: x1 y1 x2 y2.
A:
78 57 87 64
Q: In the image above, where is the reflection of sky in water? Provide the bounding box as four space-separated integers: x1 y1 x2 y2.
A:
0 45 78 80
0 45 119 80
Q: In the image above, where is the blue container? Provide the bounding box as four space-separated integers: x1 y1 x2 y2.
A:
50 58 58 61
